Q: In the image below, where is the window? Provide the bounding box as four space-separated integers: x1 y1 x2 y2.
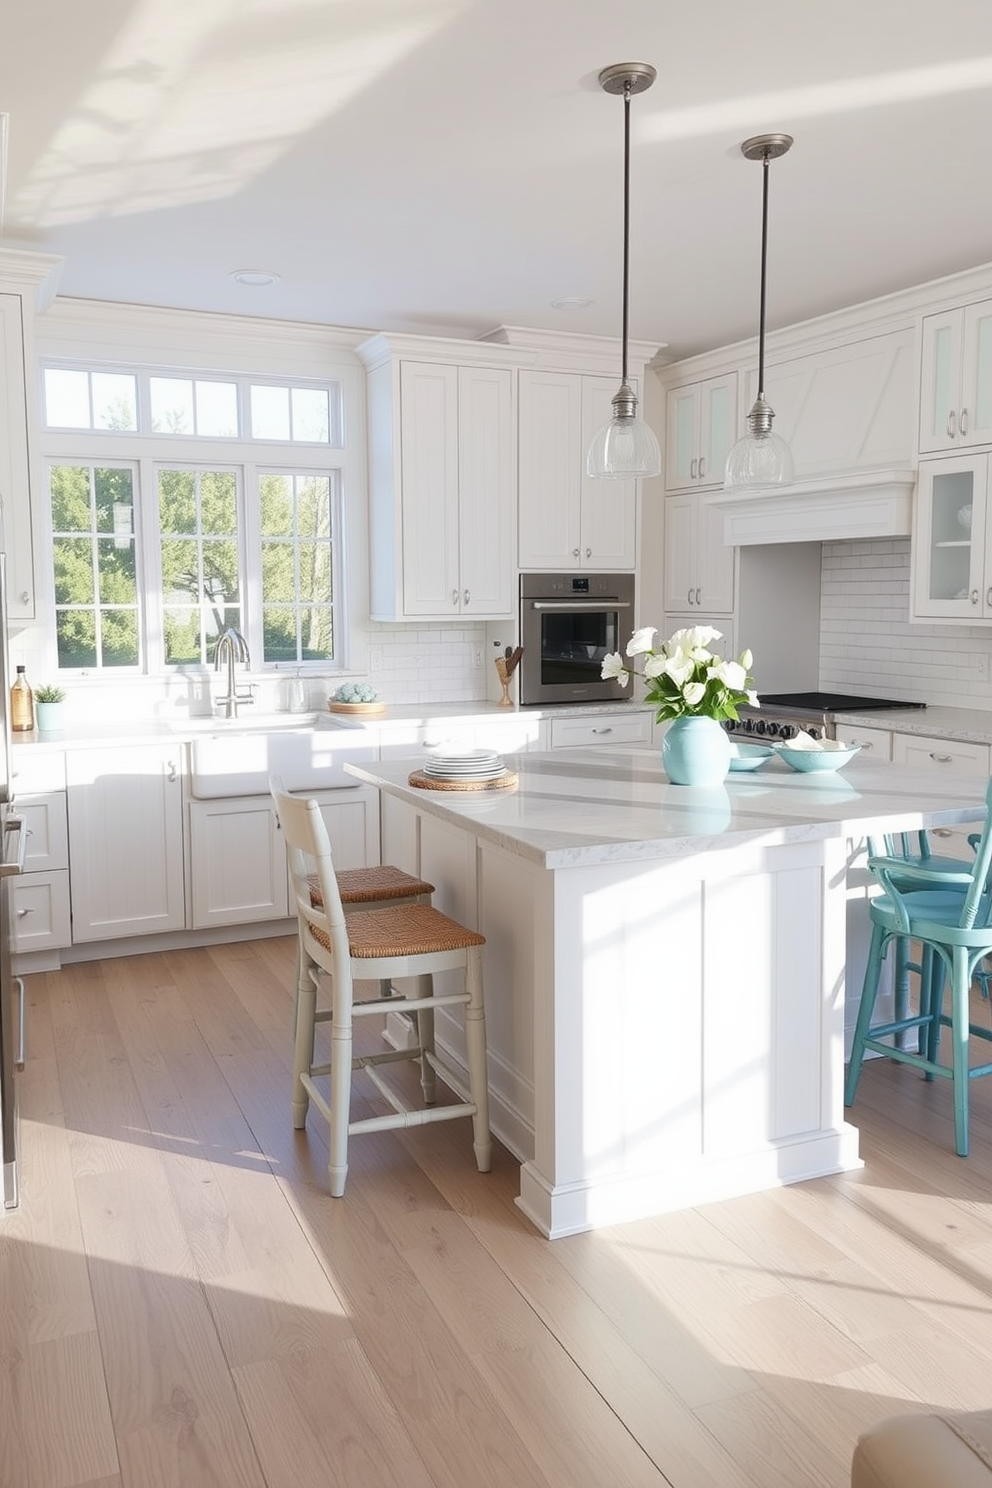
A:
42 363 346 674
51 464 140 668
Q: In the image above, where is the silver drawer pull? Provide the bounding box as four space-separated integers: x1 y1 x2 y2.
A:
928 752 953 763
592 727 613 735
16 908 30 918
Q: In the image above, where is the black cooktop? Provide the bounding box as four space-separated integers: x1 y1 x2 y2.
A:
758 692 926 713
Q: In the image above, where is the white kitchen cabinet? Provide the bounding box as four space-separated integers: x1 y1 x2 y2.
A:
836 724 891 759
663 491 735 615
66 745 185 941
911 454 992 621
665 373 737 492
363 350 516 621
10 786 71 955
190 785 381 929
518 371 637 570
890 731 991 774
0 252 62 622
548 709 652 749
919 301 992 453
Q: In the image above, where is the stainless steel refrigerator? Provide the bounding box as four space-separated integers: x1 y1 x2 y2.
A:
0 556 27 1208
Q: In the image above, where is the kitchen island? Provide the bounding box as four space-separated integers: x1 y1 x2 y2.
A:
347 745 987 1238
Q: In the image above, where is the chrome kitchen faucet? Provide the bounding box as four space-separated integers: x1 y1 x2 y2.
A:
214 627 253 718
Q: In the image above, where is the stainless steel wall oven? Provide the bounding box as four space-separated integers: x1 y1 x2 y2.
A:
518 572 635 706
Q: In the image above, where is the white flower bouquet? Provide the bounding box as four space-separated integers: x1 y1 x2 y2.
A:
602 624 757 723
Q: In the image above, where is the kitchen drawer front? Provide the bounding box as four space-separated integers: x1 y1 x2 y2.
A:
18 791 69 872
838 724 891 759
12 750 66 795
10 869 71 952
378 717 545 761
549 712 653 749
890 732 991 773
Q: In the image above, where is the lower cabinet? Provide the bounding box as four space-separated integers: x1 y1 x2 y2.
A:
189 785 381 929
548 710 653 749
66 746 185 941
11 789 71 954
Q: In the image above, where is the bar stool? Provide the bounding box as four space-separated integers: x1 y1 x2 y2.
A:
846 776 992 1156
270 777 491 1196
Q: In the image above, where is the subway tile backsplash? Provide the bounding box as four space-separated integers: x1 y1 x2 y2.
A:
820 538 992 709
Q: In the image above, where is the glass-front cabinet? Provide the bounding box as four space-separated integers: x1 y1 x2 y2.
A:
665 373 737 491
919 301 992 453
911 454 992 620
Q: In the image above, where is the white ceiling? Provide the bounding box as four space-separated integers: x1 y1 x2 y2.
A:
5 0 992 363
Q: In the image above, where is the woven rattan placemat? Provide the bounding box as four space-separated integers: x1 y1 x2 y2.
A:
408 769 518 792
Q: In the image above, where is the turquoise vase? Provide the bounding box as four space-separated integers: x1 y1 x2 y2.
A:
662 715 732 787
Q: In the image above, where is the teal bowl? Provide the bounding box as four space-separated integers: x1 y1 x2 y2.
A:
728 742 774 772
774 743 862 773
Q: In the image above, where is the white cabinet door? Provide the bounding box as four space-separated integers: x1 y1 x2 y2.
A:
911 454 991 620
10 870 71 954
665 374 737 491
67 746 185 941
519 370 637 569
399 361 460 616
518 370 583 568
368 354 516 621
836 724 891 758
578 376 637 569
456 364 515 616
190 797 288 928
919 301 992 454
548 710 653 749
663 492 735 616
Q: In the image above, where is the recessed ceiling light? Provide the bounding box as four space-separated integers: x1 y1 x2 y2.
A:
230 269 280 287
550 296 594 310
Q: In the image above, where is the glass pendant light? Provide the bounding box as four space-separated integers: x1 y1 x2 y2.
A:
587 62 662 480
724 133 794 490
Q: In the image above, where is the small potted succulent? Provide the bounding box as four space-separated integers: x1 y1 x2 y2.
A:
34 683 67 731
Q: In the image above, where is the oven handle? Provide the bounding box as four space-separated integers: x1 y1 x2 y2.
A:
0 815 26 877
529 600 632 612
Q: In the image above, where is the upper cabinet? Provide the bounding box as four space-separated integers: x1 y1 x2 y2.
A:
665 373 737 491
919 302 992 454
0 251 64 622
360 337 517 621
518 370 637 570
911 453 992 622
663 491 735 616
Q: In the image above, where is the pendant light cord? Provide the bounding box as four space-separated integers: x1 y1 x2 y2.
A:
621 80 631 386
757 148 770 399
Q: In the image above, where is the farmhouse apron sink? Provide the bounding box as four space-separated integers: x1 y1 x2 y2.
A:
188 727 377 798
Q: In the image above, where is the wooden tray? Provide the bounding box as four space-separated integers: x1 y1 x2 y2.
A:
328 701 387 716
408 768 518 792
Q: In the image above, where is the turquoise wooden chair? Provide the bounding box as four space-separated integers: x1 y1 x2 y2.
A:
846 777 992 1156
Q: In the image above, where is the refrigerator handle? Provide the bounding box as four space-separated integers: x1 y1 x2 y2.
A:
14 976 24 1070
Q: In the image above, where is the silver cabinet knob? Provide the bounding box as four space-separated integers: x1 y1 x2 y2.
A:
961 407 970 436
948 409 957 438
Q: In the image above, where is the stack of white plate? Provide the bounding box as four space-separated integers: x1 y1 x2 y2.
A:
423 747 507 782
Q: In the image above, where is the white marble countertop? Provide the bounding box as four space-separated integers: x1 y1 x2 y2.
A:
10 698 655 754
833 704 992 743
347 745 989 868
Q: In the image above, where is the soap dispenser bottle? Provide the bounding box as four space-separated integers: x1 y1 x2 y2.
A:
10 665 34 732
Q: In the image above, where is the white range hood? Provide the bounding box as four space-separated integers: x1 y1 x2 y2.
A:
715 468 916 546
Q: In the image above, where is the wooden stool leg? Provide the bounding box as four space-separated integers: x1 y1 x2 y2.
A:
464 947 492 1173
415 974 436 1104
846 921 887 1106
951 946 971 1158
293 956 317 1130
328 994 353 1197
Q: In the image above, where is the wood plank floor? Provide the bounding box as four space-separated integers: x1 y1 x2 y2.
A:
5 936 992 1488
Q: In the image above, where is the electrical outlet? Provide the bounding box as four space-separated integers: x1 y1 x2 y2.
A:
976 653 990 682
369 646 383 673
473 648 483 668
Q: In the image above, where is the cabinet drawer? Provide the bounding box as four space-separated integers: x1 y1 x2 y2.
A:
10 869 71 952
549 712 653 749
17 792 69 872
890 732 991 772
12 750 66 794
837 724 891 759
